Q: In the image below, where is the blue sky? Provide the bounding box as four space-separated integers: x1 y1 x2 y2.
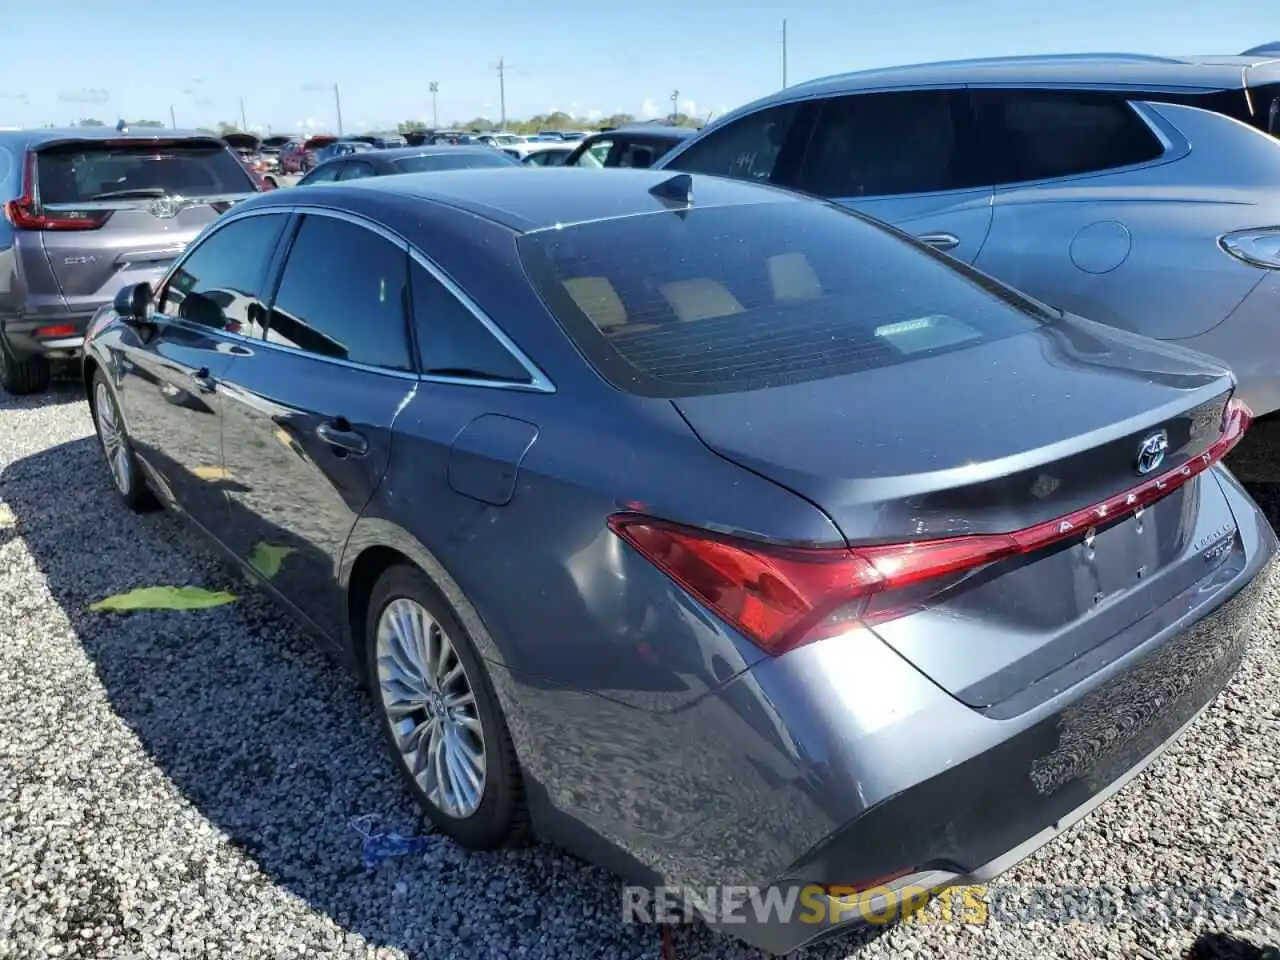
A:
0 0 1275 132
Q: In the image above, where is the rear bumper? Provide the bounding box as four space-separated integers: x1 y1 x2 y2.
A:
500 468 1276 958
0 311 96 358
710 469 1277 955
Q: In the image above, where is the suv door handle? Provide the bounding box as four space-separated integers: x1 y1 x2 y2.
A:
316 418 368 457
917 232 960 252
190 367 217 393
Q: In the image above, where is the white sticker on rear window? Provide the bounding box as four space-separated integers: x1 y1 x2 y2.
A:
876 314 981 354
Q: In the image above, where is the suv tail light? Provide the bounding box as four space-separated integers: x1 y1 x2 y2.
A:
2 152 112 231
611 399 1252 657
1219 228 1280 269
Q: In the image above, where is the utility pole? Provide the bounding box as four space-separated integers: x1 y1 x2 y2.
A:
670 89 680 123
333 83 344 135
496 58 507 130
239 96 248 131
781 18 788 88
169 104 177 128
429 81 439 129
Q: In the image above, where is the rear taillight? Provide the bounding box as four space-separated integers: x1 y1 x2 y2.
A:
2 152 110 232
612 399 1253 657
1219 228 1280 269
35 324 77 338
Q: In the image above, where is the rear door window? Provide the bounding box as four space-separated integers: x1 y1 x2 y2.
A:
570 139 613 167
265 214 413 371
411 260 532 382
339 161 377 180
301 163 343 184
969 90 1166 185
517 199 1049 397
36 141 256 203
795 90 983 198
663 103 807 184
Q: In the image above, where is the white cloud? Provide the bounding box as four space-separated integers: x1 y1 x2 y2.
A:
640 97 660 119
680 99 697 117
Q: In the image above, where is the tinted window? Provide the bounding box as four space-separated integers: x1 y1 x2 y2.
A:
663 103 803 184
393 152 519 172
266 215 412 370
36 142 255 203
517 200 1047 397
301 163 342 184
339 161 378 180
161 214 286 337
570 139 613 168
797 91 981 198
411 261 531 382
1256 84 1280 136
971 91 1165 185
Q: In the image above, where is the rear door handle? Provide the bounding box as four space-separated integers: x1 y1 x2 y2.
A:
917 232 960 252
190 367 217 393
316 418 369 457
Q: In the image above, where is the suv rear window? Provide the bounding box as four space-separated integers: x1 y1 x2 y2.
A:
36 142 254 203
518 199 1050 397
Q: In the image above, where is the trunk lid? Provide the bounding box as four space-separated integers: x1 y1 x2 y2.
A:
671 316 1232 541
673 316 1242 709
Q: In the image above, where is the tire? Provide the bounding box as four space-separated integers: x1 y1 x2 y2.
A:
0 335 50 395
365 563 529 849
90 370 158 512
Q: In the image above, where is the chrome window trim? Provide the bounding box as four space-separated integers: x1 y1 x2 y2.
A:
156 201 555 393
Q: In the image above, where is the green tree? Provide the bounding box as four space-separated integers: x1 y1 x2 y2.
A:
398 120 427 134
129 119 165 128
600 112 636 129
77 118 105 127
216 121 240 135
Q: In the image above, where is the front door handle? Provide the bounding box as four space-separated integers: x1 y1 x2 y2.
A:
189 367 217 393
316 418 369 457
917 232 960 252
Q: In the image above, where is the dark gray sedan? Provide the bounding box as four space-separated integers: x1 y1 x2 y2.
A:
297 144 520 184
81 168 1275 955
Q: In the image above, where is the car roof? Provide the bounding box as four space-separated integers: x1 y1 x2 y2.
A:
266 167 804 234
0 127 226 152
752 52 1280 104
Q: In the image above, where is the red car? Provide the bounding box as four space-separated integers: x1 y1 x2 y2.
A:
278 134 338 174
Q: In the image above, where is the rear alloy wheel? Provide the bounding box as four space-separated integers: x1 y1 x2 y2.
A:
367 564 528 848
91 372 157 512
0 336 50 395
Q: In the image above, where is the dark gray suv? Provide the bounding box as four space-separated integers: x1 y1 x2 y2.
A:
0 127 259 394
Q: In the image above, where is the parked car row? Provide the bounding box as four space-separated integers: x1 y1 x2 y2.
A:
5 47 1280 959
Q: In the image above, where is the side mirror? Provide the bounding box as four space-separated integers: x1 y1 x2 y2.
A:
113 282 153 323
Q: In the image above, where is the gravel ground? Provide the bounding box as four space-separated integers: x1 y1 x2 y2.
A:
1 377 1278 960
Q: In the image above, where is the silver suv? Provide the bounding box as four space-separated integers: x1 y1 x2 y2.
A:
0 127 259 393
656 53 1280 414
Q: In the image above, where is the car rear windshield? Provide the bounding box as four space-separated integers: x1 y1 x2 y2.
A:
393 152 518 172
517 199 1053 397
36 142 254 203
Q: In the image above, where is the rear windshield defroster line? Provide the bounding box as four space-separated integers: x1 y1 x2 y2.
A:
516 199 1056 398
